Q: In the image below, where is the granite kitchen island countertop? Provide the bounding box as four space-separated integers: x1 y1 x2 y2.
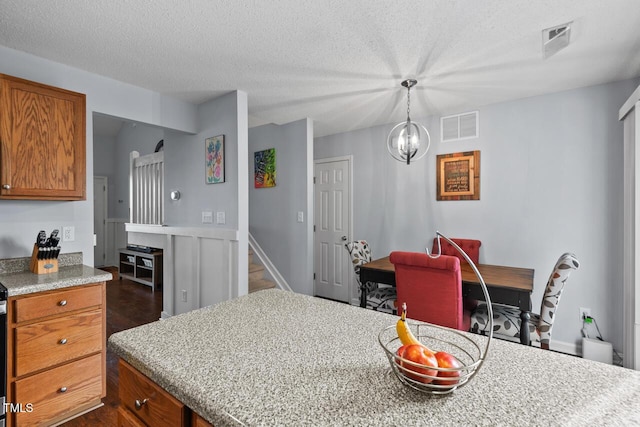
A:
0 263 112 296
109 289 640 426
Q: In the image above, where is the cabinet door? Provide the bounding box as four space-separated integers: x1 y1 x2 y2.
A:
0 74 86 200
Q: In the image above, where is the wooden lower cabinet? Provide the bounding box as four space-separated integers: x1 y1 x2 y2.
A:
7 282 106 426
14 354 103 426
118 360 214 427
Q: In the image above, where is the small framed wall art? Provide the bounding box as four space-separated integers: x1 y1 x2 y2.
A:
436 150 480 201
254 148 276 188
205 135 225 184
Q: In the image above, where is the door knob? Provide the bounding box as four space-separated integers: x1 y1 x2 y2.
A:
341 236 347 241
1 184 9 190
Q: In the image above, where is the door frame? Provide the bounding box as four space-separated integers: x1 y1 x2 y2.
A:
93 176 108 267
313 155 354 304
621 88 640 370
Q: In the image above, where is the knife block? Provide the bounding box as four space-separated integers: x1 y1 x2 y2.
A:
30 244 59 274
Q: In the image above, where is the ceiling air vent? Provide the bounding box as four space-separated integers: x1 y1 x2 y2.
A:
543 22 572 59
440 111 479 142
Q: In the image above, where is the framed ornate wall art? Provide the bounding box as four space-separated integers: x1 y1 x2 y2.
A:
205 135 225 184
436 150 480 201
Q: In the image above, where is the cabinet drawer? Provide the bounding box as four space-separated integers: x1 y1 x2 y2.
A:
14 353 102 426
119 360 187 427
15 309 102 376
118 406 146 427
14 284 103 323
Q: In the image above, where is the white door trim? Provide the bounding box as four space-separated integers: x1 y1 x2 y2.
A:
620 86 640 370
93 176 108 267
313 155 354 303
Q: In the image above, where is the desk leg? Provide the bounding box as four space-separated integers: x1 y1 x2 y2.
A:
520 310 531 345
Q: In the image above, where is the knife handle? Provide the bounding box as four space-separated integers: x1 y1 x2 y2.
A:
37 230 47 247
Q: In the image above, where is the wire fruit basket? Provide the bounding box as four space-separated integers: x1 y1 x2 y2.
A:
378 232 494 395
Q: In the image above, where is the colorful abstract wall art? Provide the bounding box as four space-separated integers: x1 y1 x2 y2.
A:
254 148 276 188
205 135 225 184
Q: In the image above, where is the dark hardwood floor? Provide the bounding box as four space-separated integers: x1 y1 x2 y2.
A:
61 274 162 426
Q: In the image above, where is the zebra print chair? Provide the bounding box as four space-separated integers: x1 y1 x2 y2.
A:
345 240 396 314
470 252 579 348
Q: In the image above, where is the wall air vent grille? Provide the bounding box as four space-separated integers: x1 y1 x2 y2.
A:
440 111 479 142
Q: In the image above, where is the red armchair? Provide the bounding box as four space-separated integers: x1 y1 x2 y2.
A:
430 238 481 265
389 251 471 331
431 238 481 310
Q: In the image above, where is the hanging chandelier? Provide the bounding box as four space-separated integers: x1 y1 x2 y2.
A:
386 79 430 165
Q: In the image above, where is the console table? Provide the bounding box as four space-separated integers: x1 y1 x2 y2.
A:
118 248 163 291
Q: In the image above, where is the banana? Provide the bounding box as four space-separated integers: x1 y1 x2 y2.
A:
396 302 422 346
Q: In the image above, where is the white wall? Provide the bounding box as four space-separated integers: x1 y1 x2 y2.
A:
315 77 640 354
248 119 314 295
164 92 242 229
0 45 197 265
93 134 118 216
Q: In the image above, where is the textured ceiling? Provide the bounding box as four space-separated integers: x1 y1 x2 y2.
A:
1 0 639 138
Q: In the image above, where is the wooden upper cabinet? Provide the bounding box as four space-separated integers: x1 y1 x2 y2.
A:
0 74 86 200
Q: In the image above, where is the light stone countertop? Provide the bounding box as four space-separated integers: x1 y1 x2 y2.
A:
108 289 640 426
0 264 112 296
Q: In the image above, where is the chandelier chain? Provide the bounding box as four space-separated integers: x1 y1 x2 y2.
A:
406 86 411 120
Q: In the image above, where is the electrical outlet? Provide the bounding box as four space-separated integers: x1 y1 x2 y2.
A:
182 290 187 302
62 226 75 242
580 307 591 321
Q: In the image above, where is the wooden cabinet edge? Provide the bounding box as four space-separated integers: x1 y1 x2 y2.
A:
191 411 215 427
119 359 215 427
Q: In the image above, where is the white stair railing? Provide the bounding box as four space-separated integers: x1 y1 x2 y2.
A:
130 151 164 225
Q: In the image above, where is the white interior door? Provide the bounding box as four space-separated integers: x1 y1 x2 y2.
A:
93 176 108 267
314 157 352 302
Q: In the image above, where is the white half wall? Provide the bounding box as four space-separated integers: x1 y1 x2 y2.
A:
126 224 240 318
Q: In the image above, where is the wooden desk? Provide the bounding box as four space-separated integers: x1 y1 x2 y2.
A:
359 256 535 345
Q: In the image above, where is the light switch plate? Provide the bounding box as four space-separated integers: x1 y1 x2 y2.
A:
202 211 213 224
216 211 226 225
297 211 304 223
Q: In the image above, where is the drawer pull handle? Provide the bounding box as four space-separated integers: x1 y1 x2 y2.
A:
2 184 9 190
135 398 148 410
59 300 67 306
59 387 67 393
59 338 67 345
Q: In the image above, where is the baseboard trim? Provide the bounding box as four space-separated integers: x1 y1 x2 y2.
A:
550 339 579 356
